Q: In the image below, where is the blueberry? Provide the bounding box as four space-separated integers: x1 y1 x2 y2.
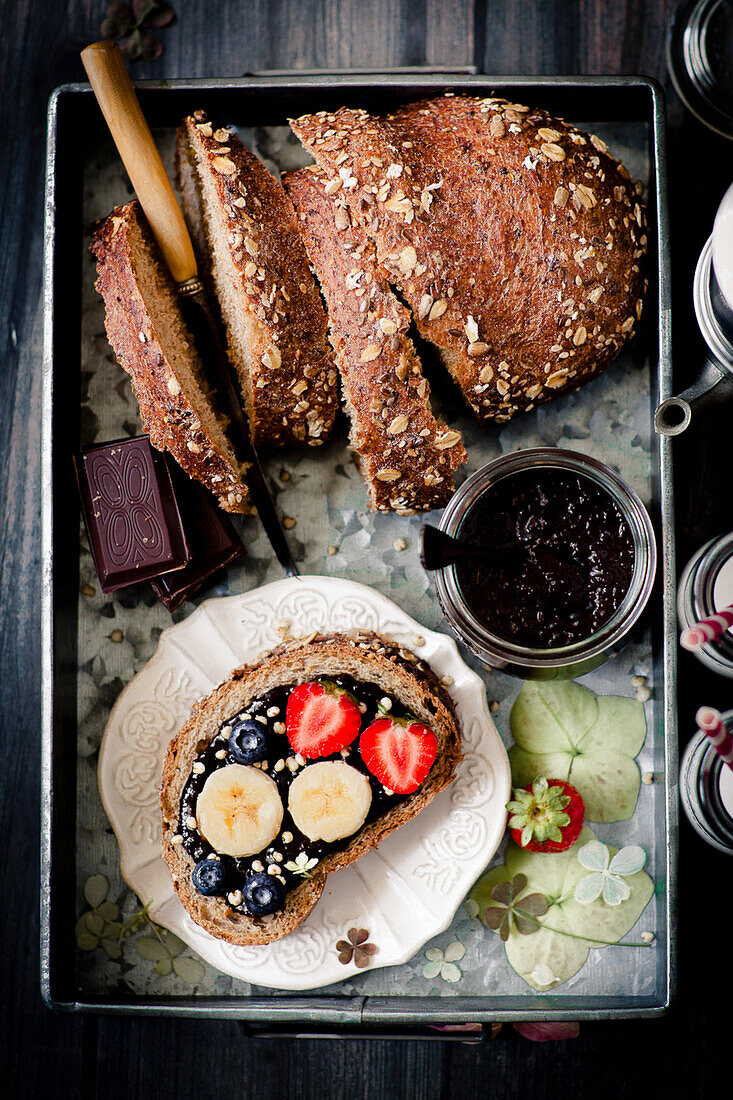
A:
242 871 285 916
229 719 268 764
191 858 227 896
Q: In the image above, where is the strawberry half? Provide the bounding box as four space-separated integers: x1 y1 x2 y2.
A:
359 717 438 795
285 681 362 759
507 776 584 853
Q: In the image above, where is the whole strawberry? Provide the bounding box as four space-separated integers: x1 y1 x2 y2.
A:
507 776 584 853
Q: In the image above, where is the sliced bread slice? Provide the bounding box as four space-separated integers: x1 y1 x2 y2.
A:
90 201 250 514
160 631 462 946
284 166 466 514
176 111 338 450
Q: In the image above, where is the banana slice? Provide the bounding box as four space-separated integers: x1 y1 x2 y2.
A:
288 761 372 843
196 764 283 857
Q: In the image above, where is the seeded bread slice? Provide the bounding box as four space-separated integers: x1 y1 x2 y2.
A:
90 201 251 513
175 111 338 449
160 631 462 946
284 166 466 514
290 94 647 425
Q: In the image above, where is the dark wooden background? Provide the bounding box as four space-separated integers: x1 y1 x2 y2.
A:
2 0 731 1095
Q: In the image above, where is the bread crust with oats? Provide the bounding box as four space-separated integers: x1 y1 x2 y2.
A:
284 165 466 514
90 200 251 513
176 111 338 449
160 632 462 946
290 94 647 425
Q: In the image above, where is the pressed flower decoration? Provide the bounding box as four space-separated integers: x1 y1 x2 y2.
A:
509 680 647 821
284 852 319 877
336 928 377 968
76 874 205 984
101 1 176 62
482 873 548 941
469 825 654 991
422 940 465 983
573 840 647 906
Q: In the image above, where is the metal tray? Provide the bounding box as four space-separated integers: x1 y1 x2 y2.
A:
42 73 676 1025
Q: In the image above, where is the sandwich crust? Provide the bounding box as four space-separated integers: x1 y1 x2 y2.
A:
160 631 463 945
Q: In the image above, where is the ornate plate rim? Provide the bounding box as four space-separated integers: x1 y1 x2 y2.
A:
98 576 510 991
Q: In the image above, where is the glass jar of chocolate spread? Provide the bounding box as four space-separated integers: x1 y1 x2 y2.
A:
433 448 657 680
678 533 733 678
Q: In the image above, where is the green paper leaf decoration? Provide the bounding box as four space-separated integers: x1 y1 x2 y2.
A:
483 908 505 931
514 913 540 935
577 839 609 872
84 912 105 938
102 939 122 960
173 956 205 985
609 845 647 876
76 931 99 952
136 937 168 962
155 958 172 976
509 682 647 822
96 900 119 922
469 826 654 991
573 872 605 905
490 881 513 906
84 874 109 910
516 893 548 918
441 963 462 984
443 941 466 964
162 931 186 957
602 876 631 906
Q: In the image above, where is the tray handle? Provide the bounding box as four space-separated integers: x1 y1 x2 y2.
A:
238 1022 486 1043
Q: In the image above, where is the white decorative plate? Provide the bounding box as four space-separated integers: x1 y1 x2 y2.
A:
98 576 510 990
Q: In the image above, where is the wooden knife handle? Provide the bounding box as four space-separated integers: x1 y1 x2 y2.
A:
81 40 197 284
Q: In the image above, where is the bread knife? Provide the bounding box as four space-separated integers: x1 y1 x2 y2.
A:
80 40 299 579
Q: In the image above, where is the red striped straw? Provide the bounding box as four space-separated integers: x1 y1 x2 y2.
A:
681 605 733 650
696 706 733 768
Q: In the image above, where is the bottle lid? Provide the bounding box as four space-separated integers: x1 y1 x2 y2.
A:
667 0 733 139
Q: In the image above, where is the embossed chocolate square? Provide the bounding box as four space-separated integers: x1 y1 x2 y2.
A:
150 461 245 611
74 436 191 592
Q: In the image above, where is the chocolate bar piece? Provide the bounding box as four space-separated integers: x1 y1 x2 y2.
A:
75 436 191 592
150 460 245 611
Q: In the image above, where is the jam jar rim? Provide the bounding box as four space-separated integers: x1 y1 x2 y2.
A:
434 448 657 669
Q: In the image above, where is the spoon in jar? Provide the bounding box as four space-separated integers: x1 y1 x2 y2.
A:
420 524 514 571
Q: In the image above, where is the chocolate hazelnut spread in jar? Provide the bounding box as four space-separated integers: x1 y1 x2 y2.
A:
433 449 657 680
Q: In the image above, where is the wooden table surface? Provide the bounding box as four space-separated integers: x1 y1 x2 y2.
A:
2 1 731 1095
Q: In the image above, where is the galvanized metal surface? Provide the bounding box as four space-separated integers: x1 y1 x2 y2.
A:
42 72 676 1023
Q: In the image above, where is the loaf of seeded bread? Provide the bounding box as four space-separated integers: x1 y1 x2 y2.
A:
160 631 462 945
284 165 467 514
90 201 251 513
175 111 339 449
290 94 647 425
